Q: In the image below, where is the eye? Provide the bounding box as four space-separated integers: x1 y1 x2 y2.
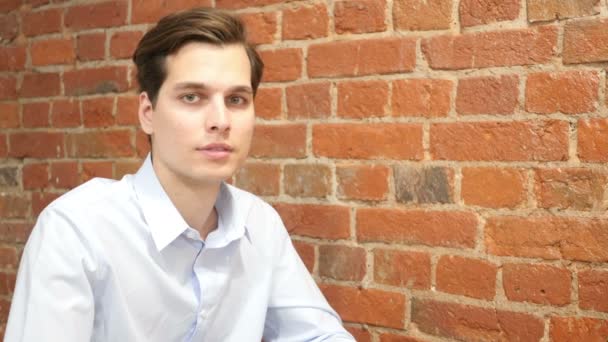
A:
227 95 248 106
180 93 200 104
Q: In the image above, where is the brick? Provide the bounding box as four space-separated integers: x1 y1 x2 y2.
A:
273 203 350 240
337 80 388 118
254 87 281 120
0 247 18 269
0 102 19 128
392 79 452 117
51 99 80 128
0 194 29 219
503 263 571 306
529 0 599 22
0 13 18 43
0 46 26 71
9 132 64 158
308 38 416 78
239 12 277 45
578 269 608 312
0 76 17 100
486 216 608 262
250 124 306 158
374 249 431 289
27 0 50 7
116 95 139 125
348 327 372 342
0 134 7 157
313 124 423 160
422 26 557 70
551 317 608 342
282 3 328 40
462 167 526 208
564 19 608 64
0 0 19 12
394 0 451 30
22 102 50 128
526 71 599 114
460 0 520 27
412 299 544 341
50 161 79 189
22 8 61 36
0 167 18 187
436 256 497 300
65 1 127 30
234 162 280 196
32 192 61 217
20 73 61 98
132 0 211 23
110 31 142 59
456 75 519 115
319 245 366 281
393 165 453 204
135 129 150 158
431 120 568 161
334 0 387 34
215 0 281 9
0 272 16 296
320 284 405 328
379 334 424 342
336 164 389 201
67 130 133 158
579 118 608 162
31 38 75 66
285 83 330 119
292 241 315 273
259 49 302 82
76 33 106 61
64 66 129 96
284 164 331 198
535 168 607 210
115 161 140 180
357 209 477 248
82 97 115 128
23 163 48 190
81 161 113 182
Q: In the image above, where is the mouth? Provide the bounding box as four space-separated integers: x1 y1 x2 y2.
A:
196 143 234 160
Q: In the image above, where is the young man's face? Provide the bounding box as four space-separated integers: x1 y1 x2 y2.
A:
138 42 255 186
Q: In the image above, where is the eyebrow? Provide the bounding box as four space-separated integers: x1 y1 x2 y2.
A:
173 82 253 94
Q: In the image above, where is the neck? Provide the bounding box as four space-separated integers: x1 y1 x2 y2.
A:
152 160 220 240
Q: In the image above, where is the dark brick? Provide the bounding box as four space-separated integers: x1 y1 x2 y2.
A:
0 167 18 187
393 165 453 204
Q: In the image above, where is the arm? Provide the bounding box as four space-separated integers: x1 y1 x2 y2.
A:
262 215 355 342
5 208 96 342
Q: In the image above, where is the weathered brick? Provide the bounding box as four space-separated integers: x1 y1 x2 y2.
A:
374 249 431 289
22 163 48 190
250 124 306 158
0 194 29 219
64 66 129 96
563 19 608 64
65 1 127 30
132 0 211 23
550 317 608 341
379 333 425 342
526 71 599 114
76 33 106 62
0 0 19 12
579 118 608 162
50 161 79 189
436 255 497 300
503 263 571 306
110 31 143 59
308 38 416 78
51 99 81 128
412 299 544 341
20 73 61 98
334 0 386 34
460 0 520 27
31 38 75 66
115 161 140 180
392 79 452 117
22 8 61 36
292 240 315 273
0 167 18 187
66 130 133 158
393 165 453 204
0 272 16 297
22 102 50 128
431 120 568 161
81 161 113 182
0 76 17 100
422 26 557 70
82 97 115 128
578 269 608 313
337 80 389 118
32 192 61 217
336 164 389 201
319 245 366 281
462 167 526 208
0 46 26 71
282 3 328 40
286 83 330 119
273 203 350 240
215 0 281 9
313 124 423 160
393 0 452 31
456 75 519 115
486 216 608 262
535 168 607 210
0 102 19 128
348 327 372 342
259 49 302 82
0 13 18 43
0 247 18 269
234 162 280 196
9 132 64 158
528 0 599 22
116 95 139 125
0 134 7 157
321 284 406 328
357 209 477 248
284 164 331 198
254 87 281 120
240 12 277 45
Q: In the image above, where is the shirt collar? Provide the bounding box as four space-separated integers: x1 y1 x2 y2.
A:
132 154 250 251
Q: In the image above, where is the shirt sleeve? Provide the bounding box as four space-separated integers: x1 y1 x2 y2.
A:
5 208 97 342
262 214 355 342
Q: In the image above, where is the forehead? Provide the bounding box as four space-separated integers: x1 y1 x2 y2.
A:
163 42 251 89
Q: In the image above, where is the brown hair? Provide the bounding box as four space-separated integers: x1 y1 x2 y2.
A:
133 7 264 104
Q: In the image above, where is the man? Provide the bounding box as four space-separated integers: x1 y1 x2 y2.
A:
5 8 355 342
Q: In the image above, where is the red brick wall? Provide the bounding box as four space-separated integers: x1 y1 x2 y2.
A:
2 0 608 340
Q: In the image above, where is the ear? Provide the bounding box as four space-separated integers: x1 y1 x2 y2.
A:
138 92 154 135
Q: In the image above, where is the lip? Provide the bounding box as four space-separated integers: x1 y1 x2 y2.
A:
196 143 234 160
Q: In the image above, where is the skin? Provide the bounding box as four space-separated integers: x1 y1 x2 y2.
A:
138 42 255 239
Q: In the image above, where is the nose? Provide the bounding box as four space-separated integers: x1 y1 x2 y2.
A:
205 97 230 133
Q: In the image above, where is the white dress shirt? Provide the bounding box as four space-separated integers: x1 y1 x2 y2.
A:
5 155 354 342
